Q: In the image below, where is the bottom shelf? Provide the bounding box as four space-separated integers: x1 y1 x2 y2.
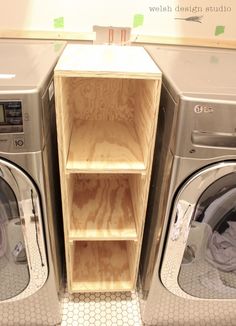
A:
70 241 136 292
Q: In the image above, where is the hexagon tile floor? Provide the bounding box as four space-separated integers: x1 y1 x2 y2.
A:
59 286 143 326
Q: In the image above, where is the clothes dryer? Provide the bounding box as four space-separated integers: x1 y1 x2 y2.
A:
0 40 65 325
140 45 236 325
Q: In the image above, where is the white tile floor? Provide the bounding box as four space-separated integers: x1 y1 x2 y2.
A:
60 286 143 326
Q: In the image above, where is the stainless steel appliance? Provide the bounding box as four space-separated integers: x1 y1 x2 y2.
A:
139 45 236 325
0 40 65 325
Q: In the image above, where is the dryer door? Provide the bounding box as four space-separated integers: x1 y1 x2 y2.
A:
161 161 236 300
0 159 48 302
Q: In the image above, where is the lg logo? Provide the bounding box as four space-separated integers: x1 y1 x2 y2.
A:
194 105 203 114
194 105 214 114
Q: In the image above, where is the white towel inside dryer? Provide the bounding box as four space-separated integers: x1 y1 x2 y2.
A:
206 221 236 272
202 187 236 228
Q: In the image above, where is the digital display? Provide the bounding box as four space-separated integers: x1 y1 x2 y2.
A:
0 104 4 123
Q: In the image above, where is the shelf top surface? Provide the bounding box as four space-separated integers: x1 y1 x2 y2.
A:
66 120 146 173
54 44 161 79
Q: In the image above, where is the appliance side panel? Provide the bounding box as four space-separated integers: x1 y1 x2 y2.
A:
139 84 178 295
41 80 64 292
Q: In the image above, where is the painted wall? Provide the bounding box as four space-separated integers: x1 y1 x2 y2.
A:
0 0 235 43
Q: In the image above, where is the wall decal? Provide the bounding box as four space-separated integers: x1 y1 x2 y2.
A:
215 25 225 36
133 14 144 28
53 17 64 29
175 15 203 23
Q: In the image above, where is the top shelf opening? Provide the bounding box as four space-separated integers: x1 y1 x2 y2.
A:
55 45 161 174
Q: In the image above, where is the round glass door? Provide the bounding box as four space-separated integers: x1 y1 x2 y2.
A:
161 161 236 300
178 172 236 299
0 159 48 302
0 177 29 301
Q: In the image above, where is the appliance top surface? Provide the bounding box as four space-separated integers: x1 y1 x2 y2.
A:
145 45 236 101
0 40 65 92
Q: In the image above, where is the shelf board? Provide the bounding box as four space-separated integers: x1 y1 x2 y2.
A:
55 44 162 79
71 241 133 292
69 176 137 240
66 120 145 173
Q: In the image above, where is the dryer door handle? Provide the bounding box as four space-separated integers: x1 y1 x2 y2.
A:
192 130 236 148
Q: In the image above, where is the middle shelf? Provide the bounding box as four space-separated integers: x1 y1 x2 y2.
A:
68 174 138 240
66 120 146 174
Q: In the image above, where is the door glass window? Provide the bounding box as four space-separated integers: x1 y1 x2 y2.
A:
178 173 236 299
0 177 29 301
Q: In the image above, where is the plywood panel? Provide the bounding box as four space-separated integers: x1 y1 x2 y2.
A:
126 241 138 287
71 77 135 121
71 241 132 292
54 76 74 165
134 79 160 167
129 174 145 235
66 120 145 173
54 76 72 291
69 176 137 240
54 44 162 293
54 44 161 79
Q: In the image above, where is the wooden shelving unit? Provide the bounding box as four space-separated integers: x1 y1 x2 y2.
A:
54 44 161 292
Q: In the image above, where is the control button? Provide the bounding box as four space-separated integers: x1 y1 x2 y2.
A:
5 109 22 117
13 136 25 149
5 102 21 110
6 117 23 125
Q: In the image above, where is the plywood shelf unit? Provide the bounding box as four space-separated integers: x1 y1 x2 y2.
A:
54 44 161 292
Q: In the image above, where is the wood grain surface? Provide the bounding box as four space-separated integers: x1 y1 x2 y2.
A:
66 120 145 173
54 44 161 79
54 45 162 292
71 241 133 292
71 77 135 121
69 176 137 239
134 79 160 166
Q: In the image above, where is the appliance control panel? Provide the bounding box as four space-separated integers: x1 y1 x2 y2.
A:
0 101 23 133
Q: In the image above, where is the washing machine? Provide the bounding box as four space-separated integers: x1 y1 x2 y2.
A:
139 45 236 325
0 40 65 325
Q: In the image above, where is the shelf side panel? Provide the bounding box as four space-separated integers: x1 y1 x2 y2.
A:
55 76 74 165
134 79 160 167
54 76 74 293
